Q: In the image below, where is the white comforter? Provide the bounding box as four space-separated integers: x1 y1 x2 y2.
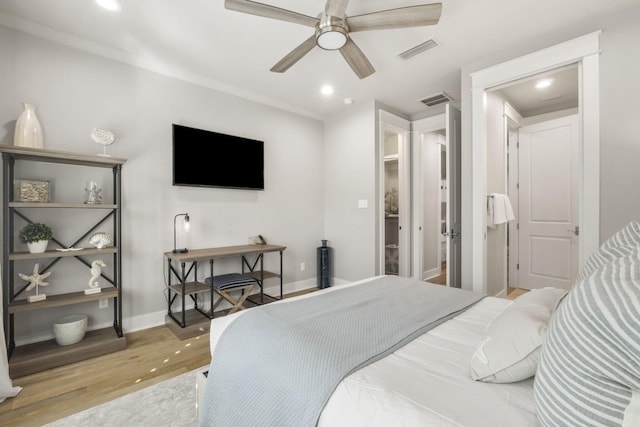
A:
209 277 538 426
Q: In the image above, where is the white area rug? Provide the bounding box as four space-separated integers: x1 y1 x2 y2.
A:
45 368 205 427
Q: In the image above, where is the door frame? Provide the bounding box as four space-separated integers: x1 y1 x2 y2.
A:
469 31 601 294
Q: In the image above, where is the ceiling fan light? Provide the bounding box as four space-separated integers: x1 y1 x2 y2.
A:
316 13 348 50
317 27 348 50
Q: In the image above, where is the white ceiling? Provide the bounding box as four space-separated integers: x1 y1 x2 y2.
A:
493 65 579 118
0 0 638 120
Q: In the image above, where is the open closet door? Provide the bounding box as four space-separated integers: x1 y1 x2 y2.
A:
447 104 462 288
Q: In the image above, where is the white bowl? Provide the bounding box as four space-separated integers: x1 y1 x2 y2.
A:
53 314 88 346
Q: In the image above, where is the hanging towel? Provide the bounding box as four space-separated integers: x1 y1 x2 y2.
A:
487 193 515 229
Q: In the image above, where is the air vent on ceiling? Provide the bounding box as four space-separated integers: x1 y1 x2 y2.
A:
398 39 438 60
419 92 452 107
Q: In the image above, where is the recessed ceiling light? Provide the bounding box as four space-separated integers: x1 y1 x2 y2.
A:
344 98 354 105
95 0 121 12
321 85 334 96
535 79 553 89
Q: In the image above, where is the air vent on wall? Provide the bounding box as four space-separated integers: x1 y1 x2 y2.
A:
419 92 452 107
398 39 438 60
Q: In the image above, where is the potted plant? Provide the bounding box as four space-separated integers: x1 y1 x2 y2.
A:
19 223 53 253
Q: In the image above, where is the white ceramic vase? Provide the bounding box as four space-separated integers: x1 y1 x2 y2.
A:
14 102 44 149
27 240 49 254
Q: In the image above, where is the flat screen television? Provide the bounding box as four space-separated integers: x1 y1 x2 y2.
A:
172 124 264 190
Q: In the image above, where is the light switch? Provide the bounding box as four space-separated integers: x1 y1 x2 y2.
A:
358 199 368 209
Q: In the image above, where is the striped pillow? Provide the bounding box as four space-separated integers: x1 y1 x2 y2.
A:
534 247 640 426
577 220 640 283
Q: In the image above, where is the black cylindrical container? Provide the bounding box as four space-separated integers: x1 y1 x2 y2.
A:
317 239 332 289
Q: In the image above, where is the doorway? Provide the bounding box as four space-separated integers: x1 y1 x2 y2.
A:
468 31 601 295
488 65 581 294
379 105 461 286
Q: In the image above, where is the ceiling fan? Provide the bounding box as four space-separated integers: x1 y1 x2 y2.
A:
225 0 442 79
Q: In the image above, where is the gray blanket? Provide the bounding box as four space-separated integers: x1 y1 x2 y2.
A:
200 275 483 427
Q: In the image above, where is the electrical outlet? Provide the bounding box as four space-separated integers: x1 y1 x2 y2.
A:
99 298 108 309
300 262 306 272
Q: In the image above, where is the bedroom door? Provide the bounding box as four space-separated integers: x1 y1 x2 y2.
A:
518 114 579 290
446 105 462 288
411 129 444 281
410 105 461 287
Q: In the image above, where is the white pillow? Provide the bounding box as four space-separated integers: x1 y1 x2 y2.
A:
469 287 567 383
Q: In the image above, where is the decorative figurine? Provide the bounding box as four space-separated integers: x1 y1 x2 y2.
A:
91 128 115 157
89 232 113 249
85 259 106 295
84 181 103 204
19 263 51 302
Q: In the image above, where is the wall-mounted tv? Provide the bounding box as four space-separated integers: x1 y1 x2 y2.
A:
172 124 264 190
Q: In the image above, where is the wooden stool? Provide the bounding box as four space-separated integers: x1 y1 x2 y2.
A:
205 273 259 314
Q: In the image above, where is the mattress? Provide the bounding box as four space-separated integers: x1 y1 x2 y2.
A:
208 277 538 426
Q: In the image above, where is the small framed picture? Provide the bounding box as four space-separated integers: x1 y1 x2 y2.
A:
14 179 50 202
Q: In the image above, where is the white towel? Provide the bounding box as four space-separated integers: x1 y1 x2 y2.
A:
487 193 515 229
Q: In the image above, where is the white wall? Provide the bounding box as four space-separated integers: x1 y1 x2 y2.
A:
0 26 325 341
598 6 640 239
324 101 377 282
460 5 640 288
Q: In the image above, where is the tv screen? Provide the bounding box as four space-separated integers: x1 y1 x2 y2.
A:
172 124 264 190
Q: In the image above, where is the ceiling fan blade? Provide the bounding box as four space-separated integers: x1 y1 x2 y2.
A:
324 0 350 18
339 38 375 79
348 3 442 32
270 35 317 73
225 0 318 28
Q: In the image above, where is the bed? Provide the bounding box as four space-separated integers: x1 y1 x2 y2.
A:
200 221 640 427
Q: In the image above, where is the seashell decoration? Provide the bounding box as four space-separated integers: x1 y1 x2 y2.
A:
91 128 115 146
89 232 113 249
91 128 116 157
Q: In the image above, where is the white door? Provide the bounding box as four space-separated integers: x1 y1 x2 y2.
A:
412 130 444 280
518 115 579 290
411 106 461 287
446 105 462 288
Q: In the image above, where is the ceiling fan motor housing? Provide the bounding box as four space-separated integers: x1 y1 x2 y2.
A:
316 13 349 50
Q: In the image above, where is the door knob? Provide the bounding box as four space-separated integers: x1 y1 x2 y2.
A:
567 226 579 235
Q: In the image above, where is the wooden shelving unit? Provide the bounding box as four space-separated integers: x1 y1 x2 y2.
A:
0 145 127 377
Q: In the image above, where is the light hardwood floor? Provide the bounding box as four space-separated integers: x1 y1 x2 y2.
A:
0 325 212 427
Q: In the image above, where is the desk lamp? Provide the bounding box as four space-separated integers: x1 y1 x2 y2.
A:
173 213 190 253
